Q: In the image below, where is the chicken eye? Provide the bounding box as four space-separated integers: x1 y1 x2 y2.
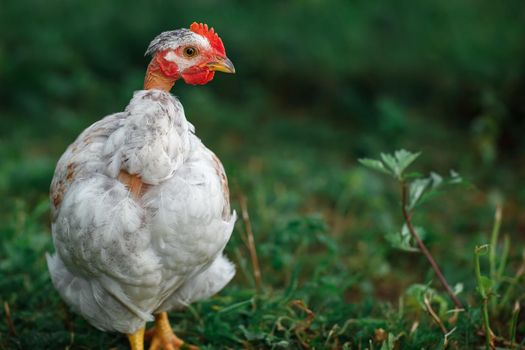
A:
183 46 198 58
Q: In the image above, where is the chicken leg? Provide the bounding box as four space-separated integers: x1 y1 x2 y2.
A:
147 312 198 350
127 327 145 350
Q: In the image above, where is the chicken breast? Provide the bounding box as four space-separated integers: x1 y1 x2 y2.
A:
47 89 236 334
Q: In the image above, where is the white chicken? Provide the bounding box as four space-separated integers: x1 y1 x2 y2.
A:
46 22 236 350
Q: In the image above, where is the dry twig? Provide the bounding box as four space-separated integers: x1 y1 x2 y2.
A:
423 293 456 348
237 193 263 292
4 301 17 337
289 300 316 349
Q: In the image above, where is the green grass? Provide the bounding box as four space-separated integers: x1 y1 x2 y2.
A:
1 0 525 349
1 107 524 348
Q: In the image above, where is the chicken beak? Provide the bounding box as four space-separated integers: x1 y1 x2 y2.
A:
207 57 236 74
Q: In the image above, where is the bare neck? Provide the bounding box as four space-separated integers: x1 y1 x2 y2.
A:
144 59 177 91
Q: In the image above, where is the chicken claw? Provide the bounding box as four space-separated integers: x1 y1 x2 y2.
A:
147 312 199 350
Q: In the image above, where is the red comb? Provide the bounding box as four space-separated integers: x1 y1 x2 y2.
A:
190 22 226 56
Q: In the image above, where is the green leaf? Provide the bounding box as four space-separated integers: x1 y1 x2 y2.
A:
408 178 431 210
405 283 433 308
380 149 421 179
385 232 419 252
385 224 425 252
408 171 464 209
404 171 424 179
448 170 463 184
475 244 489 256
394 149 421 175
360 150 421 179
380 152 399 176
239 325 267 341
429 291 450 317
380 333 397 350
430 172 443 188
453 283 464 296
217 299 252 314
358 158 392 176
479 276 495 294
405 284 450 316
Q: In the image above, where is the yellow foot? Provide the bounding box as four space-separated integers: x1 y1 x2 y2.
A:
146 312 199 350
127 327 145 350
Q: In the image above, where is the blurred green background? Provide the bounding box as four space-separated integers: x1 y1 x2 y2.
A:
1 0 525 348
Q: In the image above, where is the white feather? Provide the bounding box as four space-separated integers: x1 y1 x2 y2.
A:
47 89 236 333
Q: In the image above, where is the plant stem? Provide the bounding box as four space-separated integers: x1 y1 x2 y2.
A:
489 205 502 281
474 246 493 350
238 193 263 292
400 181 463 309
496 234 510 281
510 301 520 347
500 251 525 307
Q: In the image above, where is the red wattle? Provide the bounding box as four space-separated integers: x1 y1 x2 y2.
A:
181 70 215 85
156 51 180 78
